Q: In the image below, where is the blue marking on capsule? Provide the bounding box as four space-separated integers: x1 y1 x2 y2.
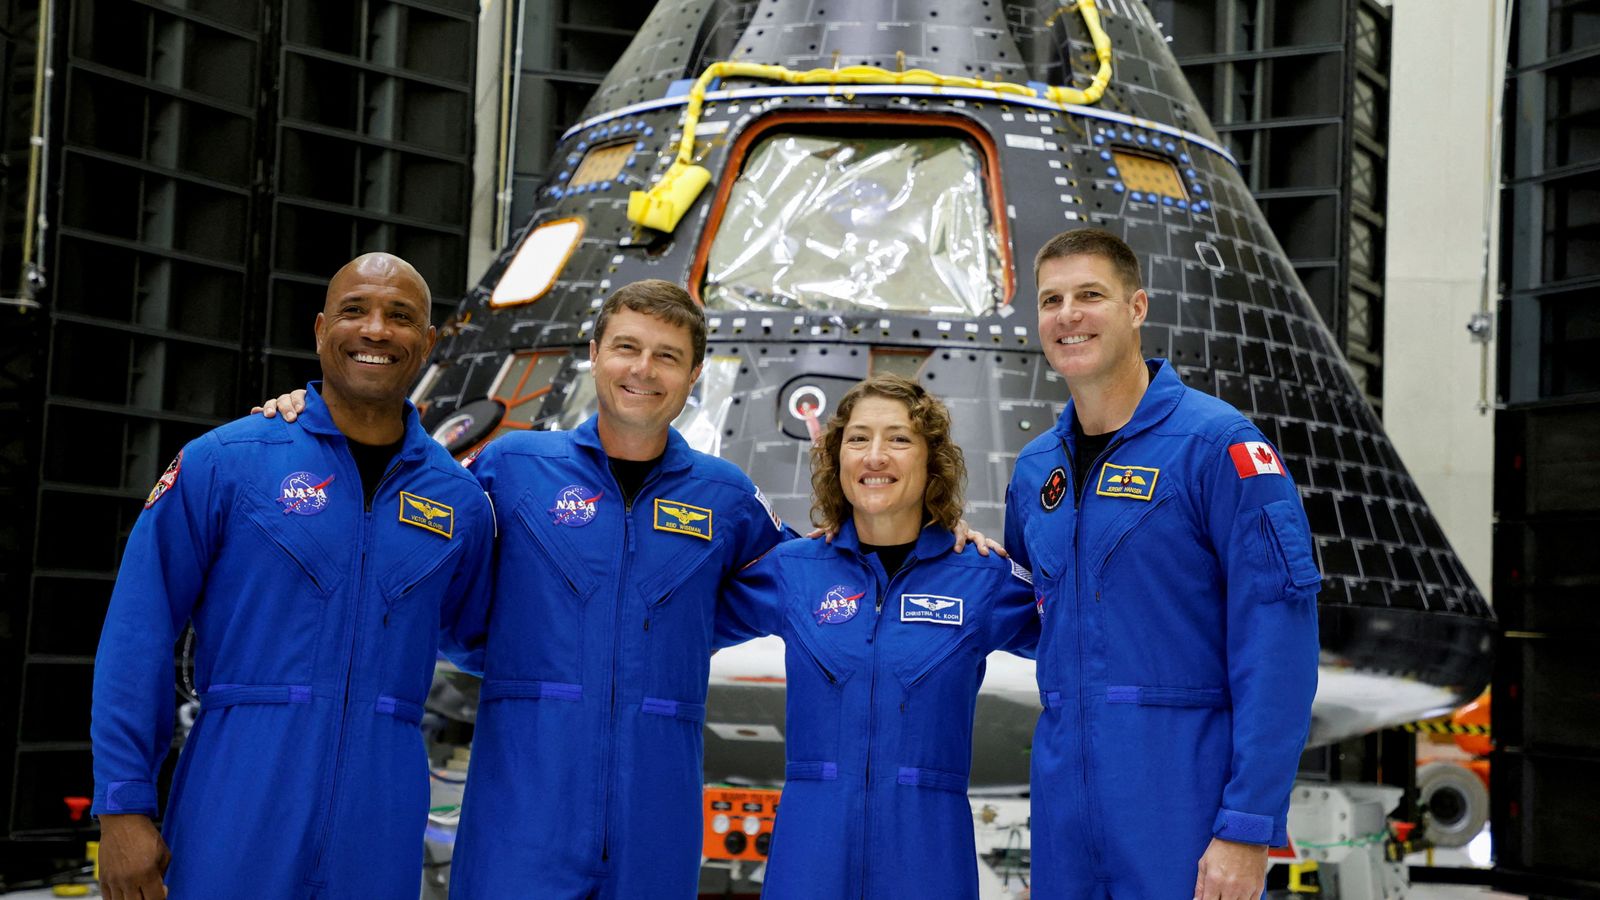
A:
1131 191 1143 202
643 127 655 137
1186 169 1197 179
1112 183 1125 193
636 140 646 151
1193 184 1205 195
1177 199 1189 209
550 187 564 198
1107 166 1119 178
1100 150 1112 161
1093 134 1105 145
1163 196 1174 206
577 141 588 151
600 181 612 191
558 170 571 181
1136 134 1148 145
625 155 636 167
1165 141 1177 152
1121 130 1133 141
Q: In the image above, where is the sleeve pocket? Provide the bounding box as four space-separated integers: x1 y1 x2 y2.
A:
1263 499 1322 593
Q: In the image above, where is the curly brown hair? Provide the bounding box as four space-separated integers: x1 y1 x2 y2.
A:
809 374 967 534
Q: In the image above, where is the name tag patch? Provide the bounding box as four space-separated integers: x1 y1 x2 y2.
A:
654 498 713 540
399 491 454 538
901 594 964 626
1096 463 1159 501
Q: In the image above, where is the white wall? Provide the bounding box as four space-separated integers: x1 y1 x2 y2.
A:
1383 0 1501 599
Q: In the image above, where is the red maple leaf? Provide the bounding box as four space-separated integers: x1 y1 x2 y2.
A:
1253 446 1274 466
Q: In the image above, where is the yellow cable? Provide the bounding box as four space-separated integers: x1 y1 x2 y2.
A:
627 0 1115 231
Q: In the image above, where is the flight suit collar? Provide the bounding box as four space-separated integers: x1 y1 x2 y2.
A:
831 519 956 567
1053 358 1184 454
297 381 432 463
571 414 695 475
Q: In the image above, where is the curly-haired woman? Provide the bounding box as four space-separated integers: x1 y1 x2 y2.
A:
717 373 1039 899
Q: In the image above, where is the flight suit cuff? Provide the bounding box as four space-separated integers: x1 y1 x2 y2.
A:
1212 807 1285 846
93 780 158 817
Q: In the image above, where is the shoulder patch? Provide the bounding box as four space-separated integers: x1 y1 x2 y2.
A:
654 498 713 540
399 491 454 538
752 485 783 532
145 451 182 509
1009 558 1033 585
1228 442 1284 478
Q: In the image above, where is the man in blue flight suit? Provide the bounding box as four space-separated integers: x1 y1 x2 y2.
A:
1003 229 1320 900
445 280 791 899
258 279 994 897
91 253 494 900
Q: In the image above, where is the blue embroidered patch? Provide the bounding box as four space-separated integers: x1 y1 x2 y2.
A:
278 471 334 516
814 584 864 625
550 484 601 526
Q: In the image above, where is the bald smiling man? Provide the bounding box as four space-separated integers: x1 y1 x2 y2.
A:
90 254 495 899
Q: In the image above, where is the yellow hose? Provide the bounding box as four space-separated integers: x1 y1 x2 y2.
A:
627 0 1115 231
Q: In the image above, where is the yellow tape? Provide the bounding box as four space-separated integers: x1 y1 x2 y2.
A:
1399 721 1490 735
627 0 1116 232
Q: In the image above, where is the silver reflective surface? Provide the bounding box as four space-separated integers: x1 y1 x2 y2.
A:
703 133 1002 317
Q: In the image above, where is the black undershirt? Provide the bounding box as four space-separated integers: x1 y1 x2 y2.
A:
1072 415 1117 506
860 540 918 577
348 437 403 509
609 453 664 509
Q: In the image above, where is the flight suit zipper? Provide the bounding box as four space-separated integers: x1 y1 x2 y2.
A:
309 453 403 883
859 556 898 899
599 462 654 863
1066 435 1123 872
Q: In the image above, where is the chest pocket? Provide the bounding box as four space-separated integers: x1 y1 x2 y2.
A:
379 538 467 607
1090 492 1174 579
895 625 977 689
634 534 718 613
512 488 598 602
783 608 855 686
1023 513 1068 583
240 486 344 596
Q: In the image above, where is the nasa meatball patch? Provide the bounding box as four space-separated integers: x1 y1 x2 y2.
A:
550 484 601 527
278 471 334 516
900 594 963 626
814 584 863 625
144 451 182 509
1040 466 1067 511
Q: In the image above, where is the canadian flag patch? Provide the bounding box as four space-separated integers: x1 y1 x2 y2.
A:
1228 441 1284 478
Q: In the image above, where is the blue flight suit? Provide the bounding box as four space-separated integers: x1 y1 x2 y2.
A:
449 417 789 900
716 522 1039 900
91 383 494 898
1004 360 1320 898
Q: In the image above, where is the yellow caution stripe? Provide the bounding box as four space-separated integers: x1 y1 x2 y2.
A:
1399 720 1490 735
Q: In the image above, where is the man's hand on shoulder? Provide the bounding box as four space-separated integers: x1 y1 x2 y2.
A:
98 813 170 899
1193 836 1268 900
252 388 308 422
